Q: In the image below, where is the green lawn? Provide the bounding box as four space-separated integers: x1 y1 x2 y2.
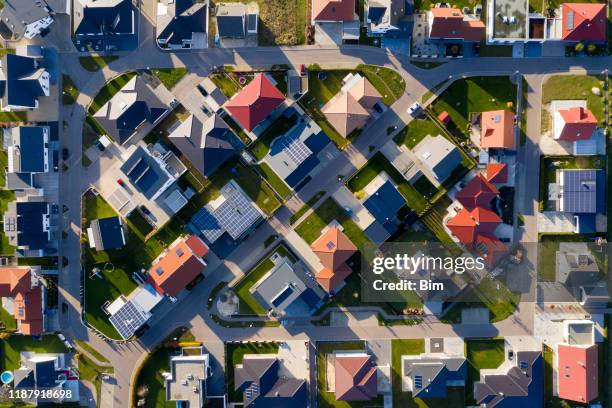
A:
0 145 16 256
209 73 240 98
431 76 518 135
62 75 79 105
226 342 280 402
316 341 383 408
295 197 371 249
357 64 406 105
0 305 17 332
152 68 188 90
394 117 442 149
79 56 119 72
0 111 27 122
89 72 137 114
133 329 193 408
256 162 292 199
1 335 68 371
413 176 438 201
290 191 326 225
346 152 429 213
75 340 110 364
543 345 553 403
541 75 606 133
465 338 505 404
538 234 603 282
127 211 155 240
249 113 299 160
233 244 296 315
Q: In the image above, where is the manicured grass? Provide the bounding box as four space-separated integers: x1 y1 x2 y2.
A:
0 305 17 331
233 244 296 315
394 117 442 149
62 75 79 105
357 64 406 105
543 345 553 402
1 335 68 371
226 342 280 403
541 74 606 133
465 338 505 404
89 72 137 114
79 56 119 72
0 111 27 122
538 234 602 282
256 162 292 199
152 68 188 90
316 341 382 408
249 113 299 160
346 152 429 213
75 340 110 363
431 76 518 135
0 146 16 256
209 73 240 98
295 197 371 249
133 329 193 408
413 176 438 201
290 191 325 225
126 211 154 240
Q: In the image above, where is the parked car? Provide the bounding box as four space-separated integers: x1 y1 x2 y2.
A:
61 148 69 161
408 102 422 116
300 64 306 76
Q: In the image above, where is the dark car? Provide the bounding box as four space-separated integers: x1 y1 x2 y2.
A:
61 148 69 161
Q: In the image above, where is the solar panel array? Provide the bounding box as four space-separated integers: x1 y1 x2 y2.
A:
282 133 312 166
191 183 261 242
109 301 149 339
561 170 598 213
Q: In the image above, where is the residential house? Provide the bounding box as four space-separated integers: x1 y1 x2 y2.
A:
190 180 264 244
168 113 237 177
264 109 333 189
555 242 607 307
157 0 209 49
234 356 308 407
5 126 51 191
561 3 607 43
402 356 467 398
427 7 485 43
13 352 80 406
322 73 383 137
312 0 359 43
216 4 247 38
0 0 55 40
413 134 462 183
334 352 378 401
548 169 605 233
163 347 210 407
480 110 515 150
87 216 126 252
3 200 55 257
474 351 543 407
0 267 45 335
224 73 285 133
252 257 326 318
553 106 597 142
197 77 228 113
92 75 172 145
73 0 137 52
0 53 50 111
311 226 357 293
147 235 208 298
485 162 508 185
365 0 405 36
556 320 598 403
455 173 498 210
107 283 164 339
362 179 405 241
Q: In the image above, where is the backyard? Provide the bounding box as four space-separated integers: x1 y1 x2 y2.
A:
465 338 505 404
430 76 518 137
226 342 280 403
0 144 16 256
232 244 297 315
538 234 603 282
394 117 442 149
1 335 68 371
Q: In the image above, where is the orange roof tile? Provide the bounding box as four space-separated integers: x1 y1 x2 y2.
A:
455 173 499 210
0 267 43 335
557 107 597 141
311 226 357 292
485 163 508 184
557 343 598 403
429 7 485 42
480 110 515 149
312 0 355 22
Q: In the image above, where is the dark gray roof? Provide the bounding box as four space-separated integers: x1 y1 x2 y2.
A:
9 126 48 173
119 146 171 199
0 54 48 109
73 0 134 36
90 216 125 251
9 201 50 250
560 169 605 214
14 357 59 389
0 0 51 38
168 114 236 177
216 4 246 38
403 357 466 398
93 75 169 144
157 0 207 46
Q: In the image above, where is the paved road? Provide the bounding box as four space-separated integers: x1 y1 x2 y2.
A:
35 1 612 405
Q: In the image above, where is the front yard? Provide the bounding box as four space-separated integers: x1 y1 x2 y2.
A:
394 117 442 149
79 55 119 72
226 342 280 403
465 338 505 404
391 339 432 407
152 68 188 90
88 72 137 114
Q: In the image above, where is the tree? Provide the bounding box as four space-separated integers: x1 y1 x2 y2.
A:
574 42 585 53
586 44 597 54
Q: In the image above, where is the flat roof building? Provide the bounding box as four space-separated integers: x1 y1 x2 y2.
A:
163 348 210 407
0 0 55 40
413 135 462 183
87 216 126 252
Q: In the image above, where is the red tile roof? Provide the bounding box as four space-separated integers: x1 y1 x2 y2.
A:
429 7 485 42
224 73 285 131
561 3 607 42
557 106 597 141
474 233 507 266
485 163 508 184
480 110 515 149
334 354 378 401
455 173 498 210
0 267 44 335
312 0 356 22
447 207 501 244
557 343 598 403
311 226 357 292
147 235 208 297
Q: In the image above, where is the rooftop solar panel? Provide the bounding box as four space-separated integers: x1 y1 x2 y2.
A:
192 207 224 242
561 169 601 213
282 132 312 166
109 301 149 340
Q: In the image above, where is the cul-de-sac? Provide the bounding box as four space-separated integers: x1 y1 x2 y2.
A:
0 0 609 406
